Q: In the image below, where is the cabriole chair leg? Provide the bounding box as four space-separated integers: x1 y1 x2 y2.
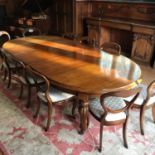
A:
26 85 31 108
34 97 41 118
3 69 7 81
1 64 4 71
140 108 145 135
7 71 11 88
19 83 24 99
152 104 155 123
99 123 103 152
45 103 52 131
123 119 128 148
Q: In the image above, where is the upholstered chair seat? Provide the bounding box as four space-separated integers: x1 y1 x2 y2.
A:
38 87 74 103
13 74 44 85
2 59 16 69
125 84 155 106
89 97 126 121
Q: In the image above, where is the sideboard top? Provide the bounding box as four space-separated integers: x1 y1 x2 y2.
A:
91 0 155 4
75 0 155 4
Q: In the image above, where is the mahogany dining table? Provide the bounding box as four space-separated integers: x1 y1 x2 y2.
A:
3 35 142 134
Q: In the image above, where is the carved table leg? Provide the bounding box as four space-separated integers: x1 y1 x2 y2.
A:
78 94 89 134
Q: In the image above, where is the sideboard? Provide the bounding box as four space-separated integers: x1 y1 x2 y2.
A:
86 1 155 66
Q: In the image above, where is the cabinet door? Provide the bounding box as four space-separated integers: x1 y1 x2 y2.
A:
50 0 58 33
87 24 113 47
65 0 73 33
50 0 73 34
131 33 155 63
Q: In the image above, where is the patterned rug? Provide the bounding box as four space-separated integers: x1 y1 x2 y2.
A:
0 81 62 155
0 76 155 155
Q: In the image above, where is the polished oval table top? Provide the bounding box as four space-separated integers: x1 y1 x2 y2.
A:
3 36 142 95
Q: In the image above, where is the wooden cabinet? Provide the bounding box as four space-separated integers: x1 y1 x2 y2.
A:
85 1 155 66
87 17 155 65
50 0 73 34
49 0 91 35
131 27 155 64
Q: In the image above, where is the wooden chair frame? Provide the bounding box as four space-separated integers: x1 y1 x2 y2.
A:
62 32 82 41
100 42 121 55
23 27 41 37
1 51 22 88
20 64 45 108
132 81 155 135
25 66 75 131
0 31 11 70
1 54 44 109
89 87 141 152
0 31 11 41
77 36 98 47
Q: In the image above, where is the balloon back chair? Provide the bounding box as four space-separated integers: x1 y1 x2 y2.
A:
1 53 44 109
0 31 10 47
78 36 98 47
23 28 41 37
0 31 11 70
100 42 121 55
1 50 23 88
25 65 76 131
89 87 141 152
62 32 78 40
125 81 155 135
20 63 45 108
